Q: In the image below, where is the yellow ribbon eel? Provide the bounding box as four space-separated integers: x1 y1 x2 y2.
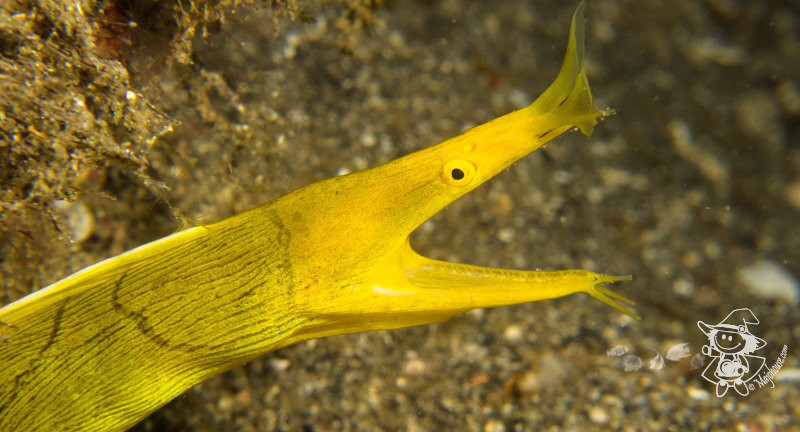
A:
0 3 637 431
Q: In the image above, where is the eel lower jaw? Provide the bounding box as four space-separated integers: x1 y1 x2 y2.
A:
586 274 640 320
398 242 640 320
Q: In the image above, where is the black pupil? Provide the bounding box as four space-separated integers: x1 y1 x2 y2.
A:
451 168 465 180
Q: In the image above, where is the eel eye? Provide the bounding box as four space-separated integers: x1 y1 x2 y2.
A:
441 159 476 187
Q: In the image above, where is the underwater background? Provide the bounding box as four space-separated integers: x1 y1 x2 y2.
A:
1 0 798 430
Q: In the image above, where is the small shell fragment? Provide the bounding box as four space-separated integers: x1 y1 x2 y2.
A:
665 343 692 361
648 351 664 370
690 353 706 370
606 345 629 357
53 200 95 244
622 354 644 372
687 386 711 401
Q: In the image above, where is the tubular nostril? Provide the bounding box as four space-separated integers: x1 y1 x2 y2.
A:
451 168 464 180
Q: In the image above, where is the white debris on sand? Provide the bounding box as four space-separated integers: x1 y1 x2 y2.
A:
588 406 610 424
665 343 692 361
687 386 711 401
737 260 800 305
52 200 95 244
502 324 524 343
648 351 665 370
606 345 629 357
776 368 800 383
690 353 706 370
622 354 644 372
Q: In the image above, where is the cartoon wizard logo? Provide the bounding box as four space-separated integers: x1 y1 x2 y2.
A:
697 308 767 397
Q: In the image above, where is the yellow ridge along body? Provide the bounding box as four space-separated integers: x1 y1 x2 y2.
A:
0 3 636 431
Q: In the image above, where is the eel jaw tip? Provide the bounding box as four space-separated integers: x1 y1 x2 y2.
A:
589 274 640 320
